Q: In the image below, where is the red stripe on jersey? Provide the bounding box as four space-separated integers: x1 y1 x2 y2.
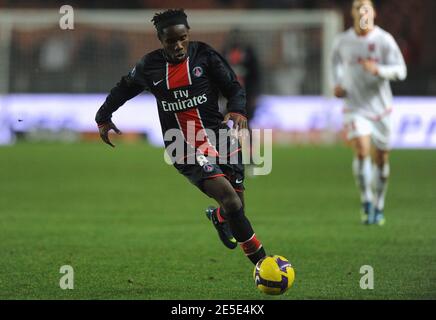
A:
204 173 226 180
166 57 192 90
240 234 262 256
175 108 219 157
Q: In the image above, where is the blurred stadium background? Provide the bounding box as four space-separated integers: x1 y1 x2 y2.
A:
0 0 435 300
0 0 435 146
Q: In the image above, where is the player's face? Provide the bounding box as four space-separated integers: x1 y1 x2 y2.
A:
160 24 190 63
351 0 375 30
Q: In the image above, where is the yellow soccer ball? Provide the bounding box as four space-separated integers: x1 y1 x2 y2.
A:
253 255 295 295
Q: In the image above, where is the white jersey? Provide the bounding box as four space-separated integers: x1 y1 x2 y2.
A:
331 26 407 119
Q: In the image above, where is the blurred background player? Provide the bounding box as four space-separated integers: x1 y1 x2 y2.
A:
331 0 407 225
222 28 260 169
222 28 260 123
95 9 266 265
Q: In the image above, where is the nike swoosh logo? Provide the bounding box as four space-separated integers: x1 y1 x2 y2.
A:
153 79 163 86
235 178 243 184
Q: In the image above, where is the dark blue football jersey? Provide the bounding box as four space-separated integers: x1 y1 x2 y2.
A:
96 41 246 156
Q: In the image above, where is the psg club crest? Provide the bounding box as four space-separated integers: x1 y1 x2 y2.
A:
193 66 203 78
203 164 214 173
368 43 375 52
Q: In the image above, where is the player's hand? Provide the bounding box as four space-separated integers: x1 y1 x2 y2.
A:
334 85 347 98
98 121 122 148
222 112 249 138
222 112 249 136
222 112 248 130
360 59 379 76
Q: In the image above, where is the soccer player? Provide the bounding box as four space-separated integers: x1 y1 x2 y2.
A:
95 9 266 264
331 0 407 225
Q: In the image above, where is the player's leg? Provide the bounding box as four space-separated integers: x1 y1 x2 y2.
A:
350 135 374 222
235 189 245 207
205 137 247 247
345 114 374 223
207 188 245 246
208 186 245 226
372 148 389 225
175 161 239 250
205 203 238 250
205 165 246 249
369 115 392 225
203 176 266 265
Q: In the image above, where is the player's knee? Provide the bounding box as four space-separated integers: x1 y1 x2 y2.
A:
374 151 389 167
221 193 242 214
356 148 370 159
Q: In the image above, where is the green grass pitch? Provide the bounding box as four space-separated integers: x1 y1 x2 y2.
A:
0 142 435 299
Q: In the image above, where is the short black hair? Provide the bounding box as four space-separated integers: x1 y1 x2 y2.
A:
151 9 190 35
